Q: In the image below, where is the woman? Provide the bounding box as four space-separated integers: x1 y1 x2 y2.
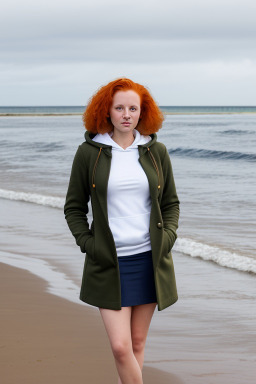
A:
64 78 180 384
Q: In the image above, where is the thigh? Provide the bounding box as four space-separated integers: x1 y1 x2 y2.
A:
99 307 133 349
131 303 157 343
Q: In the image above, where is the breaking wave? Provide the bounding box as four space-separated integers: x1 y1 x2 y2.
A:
0 189 64 209
174 237 256 274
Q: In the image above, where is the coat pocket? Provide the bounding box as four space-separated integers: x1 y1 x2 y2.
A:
84 235 95 261
163 228 172 254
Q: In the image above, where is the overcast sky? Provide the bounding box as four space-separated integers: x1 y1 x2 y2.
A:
1 0 256 106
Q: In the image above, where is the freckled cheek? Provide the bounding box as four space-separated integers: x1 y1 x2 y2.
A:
109 112 119 123
112 112 121 119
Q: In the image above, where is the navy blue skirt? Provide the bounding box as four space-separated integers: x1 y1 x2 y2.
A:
118 250 157 307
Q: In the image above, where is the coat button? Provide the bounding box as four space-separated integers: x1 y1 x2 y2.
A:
157 222 162 228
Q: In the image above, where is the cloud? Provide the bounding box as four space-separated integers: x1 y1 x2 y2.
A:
1 0 255 105
2 37 256 67
1 58 255 105
1 0 256 41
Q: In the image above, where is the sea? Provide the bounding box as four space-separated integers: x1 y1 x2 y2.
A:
0 106 256 383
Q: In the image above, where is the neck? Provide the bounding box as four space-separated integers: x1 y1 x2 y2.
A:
111 130 135 149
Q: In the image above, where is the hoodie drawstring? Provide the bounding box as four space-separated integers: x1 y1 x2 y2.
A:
92 147 102 188
92 146 160 191
147 147 161 190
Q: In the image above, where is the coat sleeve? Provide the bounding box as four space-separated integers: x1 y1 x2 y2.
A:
64 145 93 253
160 147 180 250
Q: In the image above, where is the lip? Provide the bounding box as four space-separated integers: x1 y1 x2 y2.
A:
122 122 131 125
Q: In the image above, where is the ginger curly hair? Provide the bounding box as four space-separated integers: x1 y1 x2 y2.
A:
83 78 164 135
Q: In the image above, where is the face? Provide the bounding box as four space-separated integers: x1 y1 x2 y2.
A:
109 90 141 135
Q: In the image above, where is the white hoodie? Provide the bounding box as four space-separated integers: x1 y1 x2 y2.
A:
92 129 152 256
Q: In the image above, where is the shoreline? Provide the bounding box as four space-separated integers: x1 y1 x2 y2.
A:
1 110 256 383
1 112 256 117
1 197 256 383
0 263 184 384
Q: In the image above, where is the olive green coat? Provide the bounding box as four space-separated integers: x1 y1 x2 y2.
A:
64 131 180 311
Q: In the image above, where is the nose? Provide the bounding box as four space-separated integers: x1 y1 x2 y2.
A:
123 107 130 119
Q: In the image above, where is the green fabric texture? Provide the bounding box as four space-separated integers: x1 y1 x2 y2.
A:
64 131 180 311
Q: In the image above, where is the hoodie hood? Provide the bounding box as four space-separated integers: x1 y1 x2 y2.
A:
91 128 152 151
84 129 157 153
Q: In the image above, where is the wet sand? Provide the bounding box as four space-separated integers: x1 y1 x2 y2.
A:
0 263 184 384
0 198 256 383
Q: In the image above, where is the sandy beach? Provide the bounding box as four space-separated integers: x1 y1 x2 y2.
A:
1 263 184 384
1 198 256 384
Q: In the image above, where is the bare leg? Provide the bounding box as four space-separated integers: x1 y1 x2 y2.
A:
130 302 157 369
117 302 157 384
99 306 143 384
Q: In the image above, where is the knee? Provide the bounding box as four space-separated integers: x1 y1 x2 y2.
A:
111 341 131 362
132 335 145 355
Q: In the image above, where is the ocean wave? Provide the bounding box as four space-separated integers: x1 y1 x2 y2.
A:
0 140 64 152
168 147 256 162
174 237 256 274
1 188 255 275
220 129 255 135
0 250 82 305
171 122 232 127
0 189 64 208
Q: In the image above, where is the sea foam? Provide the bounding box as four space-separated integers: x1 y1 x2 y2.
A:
174 237 256 274
0 188 64 209
1 188 255 275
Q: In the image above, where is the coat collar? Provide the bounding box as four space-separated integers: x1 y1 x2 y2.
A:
84 130 157 156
